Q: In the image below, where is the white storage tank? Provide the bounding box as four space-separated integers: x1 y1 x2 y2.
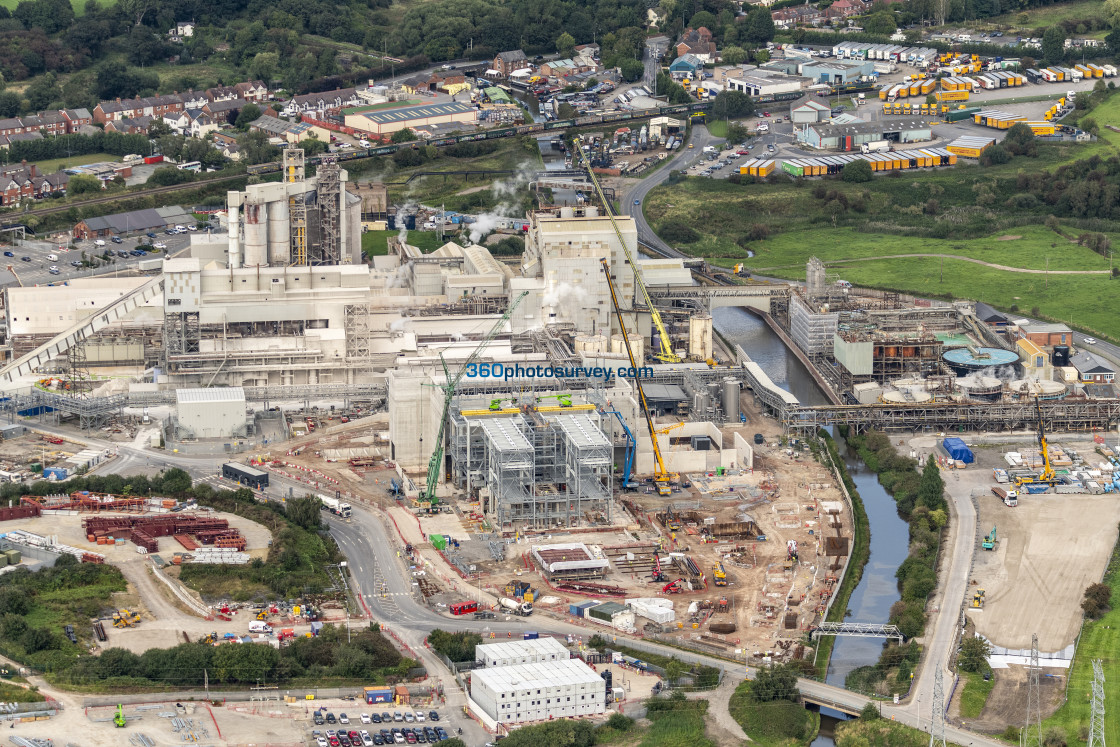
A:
574 333 609 354
880 389 933 405
722 378 739 419
242 200 268 267
689 314 713 361
611 333 643 363
267 197 290 265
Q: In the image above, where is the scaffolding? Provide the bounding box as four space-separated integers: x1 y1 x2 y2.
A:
316 160 341 265
284 146 308 266
449 400 613 530
789 293 839 357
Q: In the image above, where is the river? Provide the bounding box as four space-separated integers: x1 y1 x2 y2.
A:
712 307 908 746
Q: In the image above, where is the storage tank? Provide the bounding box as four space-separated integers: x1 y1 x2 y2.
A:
574 333 609 354
852 382 883 404
585 206 599 217
956 375 1003 401
242 200 268 267
1009 379 1067 400
692 391 710 415
268 197 290 265
880 389 933 405
227 196 241 269
560 207 575 218
722 378 739 420
689 315 713 361
611 333 643 362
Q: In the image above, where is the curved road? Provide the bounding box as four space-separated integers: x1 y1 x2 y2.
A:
622 123 722 257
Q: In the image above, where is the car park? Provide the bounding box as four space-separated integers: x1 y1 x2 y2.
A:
415 713 425 722
339 737 352 747
373 736 385 746
117 250 129 257
20 256 30 262
329 738 340 747
404 713 415 723
349 730 360 742
394 712 403 722
381 713 391 723
361 714 372 724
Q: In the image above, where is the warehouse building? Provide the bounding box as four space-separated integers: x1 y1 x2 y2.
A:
790 100 830 124
799 59 874 83
74 206 197 239
175 387 247 438
470 658 606 724
797 119 932 150
343 102 478 135
475 637 571 668
723 71 806 97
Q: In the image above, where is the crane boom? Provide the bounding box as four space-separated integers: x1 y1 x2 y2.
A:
1035 397 1054 483
601 258 674 494
573 143 680 362
6 265 21 287
422 291 528 501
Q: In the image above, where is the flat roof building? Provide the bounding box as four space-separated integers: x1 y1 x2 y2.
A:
475 637 571 668
344 102 478 135
176 387 247 438
470 658 605 725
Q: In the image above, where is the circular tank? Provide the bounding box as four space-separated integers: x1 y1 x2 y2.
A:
268 198 290 265
242 201 268 267
611 333 643 363
956 375 1003 402
1009 379 1068 400
880 389 933 405
942 347 1019 375
573 333 609 354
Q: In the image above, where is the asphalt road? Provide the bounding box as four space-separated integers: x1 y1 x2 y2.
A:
622 123 721 256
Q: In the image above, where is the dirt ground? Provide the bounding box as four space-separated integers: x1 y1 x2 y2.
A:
947 663 1067 733
969 491 1120 651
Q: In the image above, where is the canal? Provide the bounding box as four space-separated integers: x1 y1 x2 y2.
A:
713 307 908 746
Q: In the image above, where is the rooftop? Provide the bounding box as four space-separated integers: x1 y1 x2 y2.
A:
176 387 246 404
475 637 570 662
470 658 601 693
355 102 475 125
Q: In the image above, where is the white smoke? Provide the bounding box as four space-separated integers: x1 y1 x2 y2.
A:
389 317 410 333
468 212 505 243
542 281 590 311
384 265 409 290
466 162 538 243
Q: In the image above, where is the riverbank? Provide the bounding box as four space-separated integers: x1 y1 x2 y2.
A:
815 431 871 681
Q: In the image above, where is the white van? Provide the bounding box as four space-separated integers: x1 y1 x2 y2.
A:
46 253 58 261
249 621 273 634
94 239 106 247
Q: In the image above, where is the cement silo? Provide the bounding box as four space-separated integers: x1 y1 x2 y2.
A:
242 200 268 267
574 333 609 355
227 192 241 269
268 197 290 265
611 333 643 363
689 315 713 361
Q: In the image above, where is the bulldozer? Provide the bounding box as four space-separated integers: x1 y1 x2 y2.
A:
971 589 985 609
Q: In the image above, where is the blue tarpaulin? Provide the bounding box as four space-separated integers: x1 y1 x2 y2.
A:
942 437 973 464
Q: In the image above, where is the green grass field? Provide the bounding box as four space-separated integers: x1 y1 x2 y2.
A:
361 229 446 257
834 718 966 746
0 0 115 12
728 680 818 746
1041 531 1120 745
25 152 117 175
988 0 1108 37
958 673 994 720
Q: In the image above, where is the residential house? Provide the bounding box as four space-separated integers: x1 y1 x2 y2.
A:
283 88 362 117
669 54 703 80
824 0 869 19
93 95 185 124
61 108 92 131
201 97 247 123
0 163 68 206
676 27 716 62
21 111 68 136
1070 351 1115 384
493 50 530 77
206 85 241 102
168 22 195 42
1015 321 1072 348
177 90 209 109
771 5 823 28
104 116 155 134
235 80 269 103
978 309 1009 333
0 132 42 147
164 109 216 138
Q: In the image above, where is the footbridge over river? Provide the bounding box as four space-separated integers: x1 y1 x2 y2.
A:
647 283 790 315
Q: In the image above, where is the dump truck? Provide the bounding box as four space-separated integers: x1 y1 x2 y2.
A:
991 486 1018 507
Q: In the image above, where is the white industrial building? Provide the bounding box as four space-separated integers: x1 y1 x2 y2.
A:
470 658 606 724
174 387 247 438
475 637 571 668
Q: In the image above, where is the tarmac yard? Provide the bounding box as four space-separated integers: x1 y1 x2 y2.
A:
969 491 1120 652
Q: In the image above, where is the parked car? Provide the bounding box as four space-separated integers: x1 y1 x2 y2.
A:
2 251 11 257
111 236 123 244
20 255 29 262
146 232 157 238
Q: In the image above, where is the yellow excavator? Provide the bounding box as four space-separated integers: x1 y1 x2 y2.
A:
601 258 677 496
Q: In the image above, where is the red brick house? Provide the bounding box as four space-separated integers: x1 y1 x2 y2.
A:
493 50 530 77
676 27 717 62
235 80 269 102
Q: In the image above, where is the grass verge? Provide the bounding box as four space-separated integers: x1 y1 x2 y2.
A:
728 680 818 746
27 152 117 174
1040 523 1120 745
362 229 446 257
835 717 965 746
958 672 994 719
643 696 715 747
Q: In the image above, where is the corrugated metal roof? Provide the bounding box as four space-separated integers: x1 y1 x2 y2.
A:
476 638 569 663
360 102 474 124
176 387 246 404
471 658 601 693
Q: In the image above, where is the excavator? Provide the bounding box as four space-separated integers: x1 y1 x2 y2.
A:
1016 397 1057 489
650 551 667 583
601 258 677 496
982 526 997 550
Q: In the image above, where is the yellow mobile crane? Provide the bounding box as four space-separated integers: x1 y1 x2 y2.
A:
602 258 676 495
1016 396 1056 488
573 145 680 363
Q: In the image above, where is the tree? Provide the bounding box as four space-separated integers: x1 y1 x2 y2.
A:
619 58 643 82
980 143 1010 165
664 657 686 684
917 454 946 511
147 166 194 187
390 127 417 144
0 91 19 118
957 635 992 673
1041 26 1066 65
287 496 322 530
159 467 192 494
860 702 881 720
1106 0 1120 28
750 663 799 702
865 12 897 35
234 103 262 130
67 174 102 195
249 52 279 84
744 7 775 44
25 73 60 111
842 159 873 182
555 32 576 58
1082 582 1112 619
721 46 748 65
300 135 328 156
727 122 749 143
711 90 755 120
